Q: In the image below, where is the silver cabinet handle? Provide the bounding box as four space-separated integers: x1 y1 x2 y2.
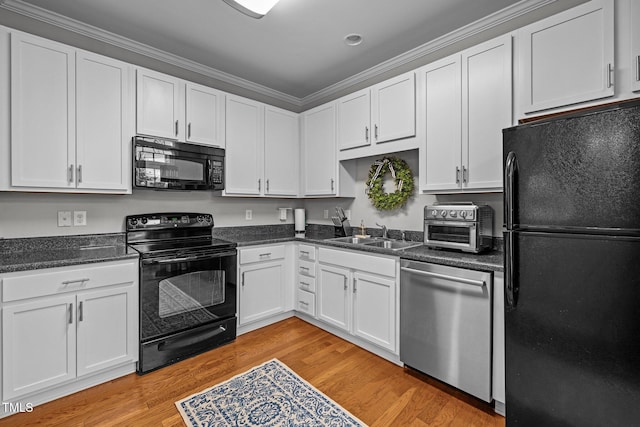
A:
266 179 269 193
330 178 335 192
607 63 614 88
365 126 369 142
68 303 73 324
188 122 191 138
78 301 83 322
462 166 468 184
353 278 357 293
400 266 486 287
343 276 348 290
175 120 179 136
258 178 261 192
259 252 272 258
455 166 460 184
61 278 90 286
77 165 82 183
299 300 309 307
241 271 245 287
68 164 74 183
636 56 640 82
300 250 310 256
300 266 310 273
374 124 378 140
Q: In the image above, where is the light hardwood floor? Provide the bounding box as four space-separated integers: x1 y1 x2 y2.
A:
1 317 505 426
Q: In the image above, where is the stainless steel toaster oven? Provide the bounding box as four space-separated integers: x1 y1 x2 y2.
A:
424 203 493 253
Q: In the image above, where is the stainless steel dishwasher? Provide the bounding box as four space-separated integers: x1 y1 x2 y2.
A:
400 259 492 402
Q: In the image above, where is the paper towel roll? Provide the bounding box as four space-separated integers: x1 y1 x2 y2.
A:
295 208 306 236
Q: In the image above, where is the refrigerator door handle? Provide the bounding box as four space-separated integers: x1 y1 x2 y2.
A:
505 231 517 308
505 151 518 229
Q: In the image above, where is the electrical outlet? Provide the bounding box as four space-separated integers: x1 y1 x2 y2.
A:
323 209 329 219
245 209 253 221
73 211 87 226
57 211 72 227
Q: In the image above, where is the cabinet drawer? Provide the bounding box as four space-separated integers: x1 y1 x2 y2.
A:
298 259 316 277
296 289 316 316
297 275 316 293
318 247 396 278
2 260 137 303
239 245 285 265
298 244 316 261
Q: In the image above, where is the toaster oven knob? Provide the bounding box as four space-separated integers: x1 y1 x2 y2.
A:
130 218 138 226
460 211 467 218
431 210 438 217
449 210 457 218
141 217 148 225
440 210 448 217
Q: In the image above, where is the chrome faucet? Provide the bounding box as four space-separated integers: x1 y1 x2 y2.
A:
376 222 388 239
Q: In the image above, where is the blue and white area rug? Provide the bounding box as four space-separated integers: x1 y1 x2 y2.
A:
176 358 367 426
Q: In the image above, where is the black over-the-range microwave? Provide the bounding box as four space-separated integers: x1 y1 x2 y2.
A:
133 136 225 191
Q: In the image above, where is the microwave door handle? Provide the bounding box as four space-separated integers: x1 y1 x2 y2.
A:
505 151 518 230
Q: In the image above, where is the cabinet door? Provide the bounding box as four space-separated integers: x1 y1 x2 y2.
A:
76 51 130 191
11 32 75 188
76 285 136 377
337 88 371 150
352 272 396 352
186 83 225 147
264 106 299 196
225 95 264 195
239 261 284 325
2 294 77 400
462 35 512 191
518 0 614 114
317 264 350 332
372 72 415 144
421 55 462 192
301 103 337 196
136 68 184 140
632 1 640 92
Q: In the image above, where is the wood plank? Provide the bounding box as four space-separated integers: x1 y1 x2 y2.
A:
1 317 505 426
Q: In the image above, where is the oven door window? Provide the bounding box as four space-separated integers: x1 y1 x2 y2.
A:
159 270 225 318
428 224 471 244
140 253 237 342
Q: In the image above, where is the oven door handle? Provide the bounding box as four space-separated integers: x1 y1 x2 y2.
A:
142 251 237 265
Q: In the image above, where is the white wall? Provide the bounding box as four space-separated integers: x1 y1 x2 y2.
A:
304 150 504 236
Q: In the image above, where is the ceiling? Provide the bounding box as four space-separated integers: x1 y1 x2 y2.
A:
10 0 524 101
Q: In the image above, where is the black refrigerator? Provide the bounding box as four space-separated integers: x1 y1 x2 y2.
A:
502 99 640 427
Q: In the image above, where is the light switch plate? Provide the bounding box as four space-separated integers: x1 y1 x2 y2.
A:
57 211 72 227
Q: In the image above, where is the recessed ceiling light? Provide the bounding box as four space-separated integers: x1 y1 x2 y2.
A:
344 34 363 46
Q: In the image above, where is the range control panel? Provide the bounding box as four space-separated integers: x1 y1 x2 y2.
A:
126 213 213 230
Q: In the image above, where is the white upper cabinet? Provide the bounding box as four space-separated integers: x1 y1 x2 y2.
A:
76 51 131 191
136 68 184 140
337 72 416 159
9 31 131 193
631 0 640 92
185 82 225 147
301 102 337 196
225 94 264 196
264 106 299 197
225 95 299 197
137 70 225 147
419 34 512 193
337 88 371 150
517 0 614 115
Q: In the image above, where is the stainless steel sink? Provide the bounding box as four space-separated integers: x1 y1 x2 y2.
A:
325 236 422 251
362 239 423 251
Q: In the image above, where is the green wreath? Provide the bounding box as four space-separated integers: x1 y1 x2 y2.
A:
366 157 414 210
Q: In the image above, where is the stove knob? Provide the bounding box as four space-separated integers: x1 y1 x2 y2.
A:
141 217 148 225
440 210 448 217
449 210 457 218
460 211 467 218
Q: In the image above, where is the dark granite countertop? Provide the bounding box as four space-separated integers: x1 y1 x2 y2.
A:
214 224 504 273
0 234 138 274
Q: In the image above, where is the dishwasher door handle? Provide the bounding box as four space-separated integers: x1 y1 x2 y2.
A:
400 266 486 287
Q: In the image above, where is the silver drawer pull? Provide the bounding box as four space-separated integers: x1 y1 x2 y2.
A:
61 278 90 286
300 251 309 256
300 266 309 272
299 301 309 307
300 282 310 287
259 252 271 257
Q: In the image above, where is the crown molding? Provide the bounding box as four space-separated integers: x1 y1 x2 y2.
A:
0 0 557 110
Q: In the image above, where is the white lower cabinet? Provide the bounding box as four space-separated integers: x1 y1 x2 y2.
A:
492 271 506 414
238 244 288 326
1 260 138 403
317 247 398 354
